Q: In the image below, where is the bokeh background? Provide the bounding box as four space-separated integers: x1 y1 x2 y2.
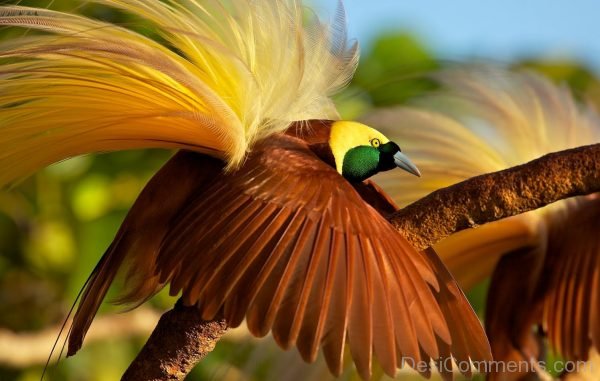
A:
0 0 599 380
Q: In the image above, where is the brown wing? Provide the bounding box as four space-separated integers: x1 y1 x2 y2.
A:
147 134 490 379
537 195 600 362
353 180 492 380
67 151 223 355
353 179 400 216
485 246 545 381
483 195 600 380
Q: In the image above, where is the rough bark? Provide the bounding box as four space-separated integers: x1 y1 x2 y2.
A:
123 143 600 380
392 143 600 250
121 301 227 381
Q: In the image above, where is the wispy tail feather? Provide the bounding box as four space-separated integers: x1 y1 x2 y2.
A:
67 232 130 355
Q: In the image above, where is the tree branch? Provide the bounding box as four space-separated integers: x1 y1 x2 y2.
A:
393 143 600 250
122 301 227 381
123 143 600 380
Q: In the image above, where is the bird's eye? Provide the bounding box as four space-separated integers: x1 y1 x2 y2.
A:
370 138 381 148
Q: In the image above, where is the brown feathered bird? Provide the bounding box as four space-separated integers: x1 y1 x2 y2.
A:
368 67 600 380
0 1 491 379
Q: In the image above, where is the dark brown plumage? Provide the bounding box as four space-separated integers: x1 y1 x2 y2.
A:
67 122 491 379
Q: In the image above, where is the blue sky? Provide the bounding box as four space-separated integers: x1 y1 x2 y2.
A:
314 0 600 71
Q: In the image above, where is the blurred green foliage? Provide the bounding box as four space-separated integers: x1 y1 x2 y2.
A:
1 1 599 380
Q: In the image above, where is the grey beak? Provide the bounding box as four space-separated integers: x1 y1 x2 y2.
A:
393 152 421 177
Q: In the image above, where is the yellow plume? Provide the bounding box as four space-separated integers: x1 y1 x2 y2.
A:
364 68 600 288
367 67 600 208
0 1 358 185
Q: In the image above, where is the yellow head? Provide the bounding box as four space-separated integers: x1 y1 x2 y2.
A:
329 121 421 183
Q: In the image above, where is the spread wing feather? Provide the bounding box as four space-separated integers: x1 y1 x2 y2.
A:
68 134 491 378
159 135 489 377
539 196 600 361
67 152 223 354
358 182 492 378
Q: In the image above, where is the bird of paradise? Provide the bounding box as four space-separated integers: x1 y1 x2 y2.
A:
369 67 600 380
0 1 491 379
